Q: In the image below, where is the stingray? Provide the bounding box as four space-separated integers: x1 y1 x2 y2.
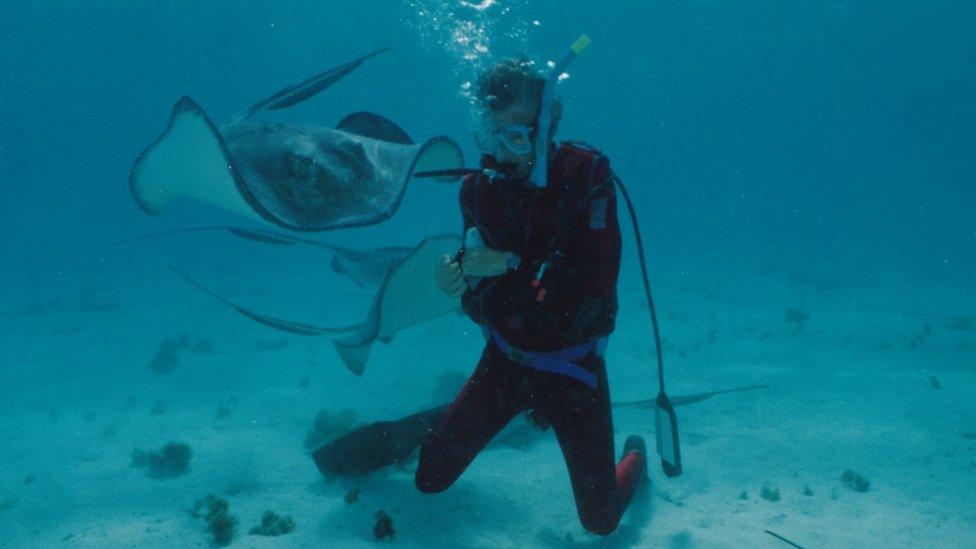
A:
119 225 412 288
171 233 462 375
311 384 771 478
129 48 463 232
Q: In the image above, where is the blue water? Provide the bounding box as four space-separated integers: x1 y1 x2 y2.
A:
3 1 973 285
1 1 974 546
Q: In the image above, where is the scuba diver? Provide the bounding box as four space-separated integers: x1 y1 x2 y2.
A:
418 51 648 535
313 35 682 536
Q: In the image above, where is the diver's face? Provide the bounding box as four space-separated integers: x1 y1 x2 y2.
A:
486 102 537 178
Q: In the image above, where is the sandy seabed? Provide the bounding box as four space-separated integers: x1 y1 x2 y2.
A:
1 261 973 548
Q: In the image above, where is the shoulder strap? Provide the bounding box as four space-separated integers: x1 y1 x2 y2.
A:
545 149 610 265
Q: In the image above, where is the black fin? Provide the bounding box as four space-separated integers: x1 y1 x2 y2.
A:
335 111 413 144
231 48 389 123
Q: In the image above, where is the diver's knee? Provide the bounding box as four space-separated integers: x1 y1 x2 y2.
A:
580 511 621 536
414 466 452 494
414 449 455 494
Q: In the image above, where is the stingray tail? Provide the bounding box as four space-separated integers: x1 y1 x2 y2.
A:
168 265 361 336
228 47 390 124
116 225 352 253
614 384 770 409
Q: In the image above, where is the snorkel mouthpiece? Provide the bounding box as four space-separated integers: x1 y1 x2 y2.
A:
528 34 591 188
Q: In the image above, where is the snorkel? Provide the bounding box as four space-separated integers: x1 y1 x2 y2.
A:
528 34 591 188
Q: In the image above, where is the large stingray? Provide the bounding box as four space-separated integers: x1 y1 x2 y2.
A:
129 49 463 232
171 233 463 375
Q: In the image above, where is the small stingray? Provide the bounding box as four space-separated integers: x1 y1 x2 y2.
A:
313 406 449 478
129 49 463 232
120 225 411 288
331 234 463 374
170 234 462 374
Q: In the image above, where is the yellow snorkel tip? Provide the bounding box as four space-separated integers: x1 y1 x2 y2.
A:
571 34 591 55
529 33 591 188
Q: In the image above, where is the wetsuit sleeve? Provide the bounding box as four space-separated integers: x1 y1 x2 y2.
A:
541 161 621 341
457 176 489 325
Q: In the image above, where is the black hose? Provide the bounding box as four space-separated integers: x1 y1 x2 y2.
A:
611 174 667 394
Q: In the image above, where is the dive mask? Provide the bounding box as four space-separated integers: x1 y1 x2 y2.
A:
493 124 536 155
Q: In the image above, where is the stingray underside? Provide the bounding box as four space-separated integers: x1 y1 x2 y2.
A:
333 233 463 375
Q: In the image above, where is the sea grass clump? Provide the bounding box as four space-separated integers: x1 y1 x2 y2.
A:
149 338 183 374
760 484 781 502
130 441 192 479
373 510 395 540
192 495 237 546
249 511 295 536
840 470 870 492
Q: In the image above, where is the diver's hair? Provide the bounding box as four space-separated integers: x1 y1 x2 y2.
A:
475 55 563 138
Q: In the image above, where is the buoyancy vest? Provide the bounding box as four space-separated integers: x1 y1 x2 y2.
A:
460 141 620 351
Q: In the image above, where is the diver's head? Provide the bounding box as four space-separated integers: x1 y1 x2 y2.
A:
474 56 563 178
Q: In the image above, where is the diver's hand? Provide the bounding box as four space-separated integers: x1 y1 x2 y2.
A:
435 254 466 298
461 247 512 278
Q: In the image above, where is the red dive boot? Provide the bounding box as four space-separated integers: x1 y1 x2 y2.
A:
623 434 649 484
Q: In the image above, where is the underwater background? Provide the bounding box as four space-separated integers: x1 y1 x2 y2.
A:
0 1 974 547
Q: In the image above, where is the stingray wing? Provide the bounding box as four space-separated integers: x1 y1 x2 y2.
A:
332 234 462 375
131 50 463 232
128 97 273 226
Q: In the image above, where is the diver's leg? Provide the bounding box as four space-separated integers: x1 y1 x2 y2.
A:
541 356 646 536
415 344 522 493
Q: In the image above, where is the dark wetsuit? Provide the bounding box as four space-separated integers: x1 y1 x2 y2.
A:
415 143 645 535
